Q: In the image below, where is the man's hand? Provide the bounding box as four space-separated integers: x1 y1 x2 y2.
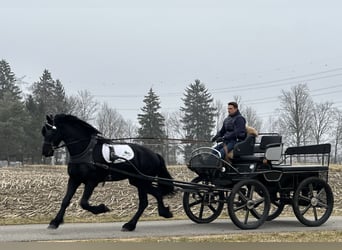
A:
211 135 218 142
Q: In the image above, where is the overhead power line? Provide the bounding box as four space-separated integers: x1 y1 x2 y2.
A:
93 67 342 98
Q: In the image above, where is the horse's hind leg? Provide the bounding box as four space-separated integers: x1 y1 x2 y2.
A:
147 186 173 218
49 178 80 229
80 181 110 214
122 187 148 231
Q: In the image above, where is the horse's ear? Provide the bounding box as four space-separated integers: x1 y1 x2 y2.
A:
46 114 53 124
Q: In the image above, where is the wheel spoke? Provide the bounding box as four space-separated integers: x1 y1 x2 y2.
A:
208 204 218 213
244 209 250 224
199 203 205 218
189 199 203 207
313 206 318 221
316 200 328 209
251 207 262 218
254 197 265 207
238 190 248 202
308 183 314 197
300 203 312 215
234 202 247 212
316 188 325 198
299 194 311 203
249 185 255 199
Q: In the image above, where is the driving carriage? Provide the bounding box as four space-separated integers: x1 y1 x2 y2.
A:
183 132 334 229
41 114 334 231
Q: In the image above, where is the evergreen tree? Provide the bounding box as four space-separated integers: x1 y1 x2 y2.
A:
31 69 68 117
0 60 28 163
137 88 166 155
0 59 21 100
27 69 69 163
180 79 216 161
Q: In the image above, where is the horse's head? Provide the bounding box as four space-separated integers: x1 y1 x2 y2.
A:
41 113 102 158
41 115 62 157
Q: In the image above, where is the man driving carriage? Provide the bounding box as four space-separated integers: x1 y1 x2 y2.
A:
211 101 247 160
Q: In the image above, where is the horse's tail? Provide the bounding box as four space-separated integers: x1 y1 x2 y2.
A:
157 154 175 196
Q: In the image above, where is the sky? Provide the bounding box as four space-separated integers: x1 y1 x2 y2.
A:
1 0 342 127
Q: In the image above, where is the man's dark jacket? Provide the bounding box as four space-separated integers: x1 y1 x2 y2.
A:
215 110 246 142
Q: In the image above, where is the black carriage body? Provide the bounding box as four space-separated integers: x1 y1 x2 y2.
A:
184 135 334 229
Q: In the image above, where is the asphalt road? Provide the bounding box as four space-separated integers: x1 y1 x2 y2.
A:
0 217 341 242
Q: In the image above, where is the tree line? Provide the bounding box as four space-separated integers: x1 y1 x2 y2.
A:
1 59 342 165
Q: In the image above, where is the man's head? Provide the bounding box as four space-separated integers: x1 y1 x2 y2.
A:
228 101 238 115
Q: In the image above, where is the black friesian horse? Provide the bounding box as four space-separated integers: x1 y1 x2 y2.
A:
41 114 174 231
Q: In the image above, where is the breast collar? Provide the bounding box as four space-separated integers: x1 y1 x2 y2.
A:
68 135 98 164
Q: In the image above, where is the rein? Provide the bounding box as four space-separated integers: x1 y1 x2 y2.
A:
109 137 211 144
50 138 91 150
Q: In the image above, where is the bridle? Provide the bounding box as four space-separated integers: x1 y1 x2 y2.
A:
43 122 90 151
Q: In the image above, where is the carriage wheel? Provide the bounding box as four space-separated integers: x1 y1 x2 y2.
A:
250 191 285 221
183 176 225 223
228 179 270 229
292 177 334 227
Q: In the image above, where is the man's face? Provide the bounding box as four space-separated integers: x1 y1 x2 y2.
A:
228 105 237 115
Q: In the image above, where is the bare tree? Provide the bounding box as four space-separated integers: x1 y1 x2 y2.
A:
278 83 313 146
263 112 281 133
68 90 98 122
96 102 127 139
233 95 263 132
163 111 185 164
242 106 263 132
331 108 342 164
311 101 334 144
213 100 226 133
124 119 138 140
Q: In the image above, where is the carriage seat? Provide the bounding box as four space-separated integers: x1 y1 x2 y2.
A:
254 135 282 153
230 126 258 161
232 135 257 159
254 135 283 162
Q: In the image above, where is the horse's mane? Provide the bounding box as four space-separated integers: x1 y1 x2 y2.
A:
54 114 102 135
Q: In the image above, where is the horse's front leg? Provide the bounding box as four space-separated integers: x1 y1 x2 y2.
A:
48 177 80 229
122 187 148 231
79 181 111 214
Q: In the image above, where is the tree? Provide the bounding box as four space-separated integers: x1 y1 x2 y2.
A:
31 70 66 116
96 102 128 139
241 106 263 132
180 79 216 161
163 111 185 164
213 100 226 132
68 90 98 122
0 60 28 162
331 108 342 164
278 83 313 147
28 69 69 163
137 88 166 155
0 59 21 100
311 101 334 144
232 96 263 132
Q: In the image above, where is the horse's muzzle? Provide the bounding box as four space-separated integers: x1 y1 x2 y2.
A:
42 142 54 157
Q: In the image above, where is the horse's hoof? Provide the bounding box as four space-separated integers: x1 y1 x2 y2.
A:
159 207 173 218
47 224 58 230
121 223 136 232
161 211 173 218
99 204 111 213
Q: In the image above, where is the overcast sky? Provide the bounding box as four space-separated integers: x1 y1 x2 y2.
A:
1 0 342 126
